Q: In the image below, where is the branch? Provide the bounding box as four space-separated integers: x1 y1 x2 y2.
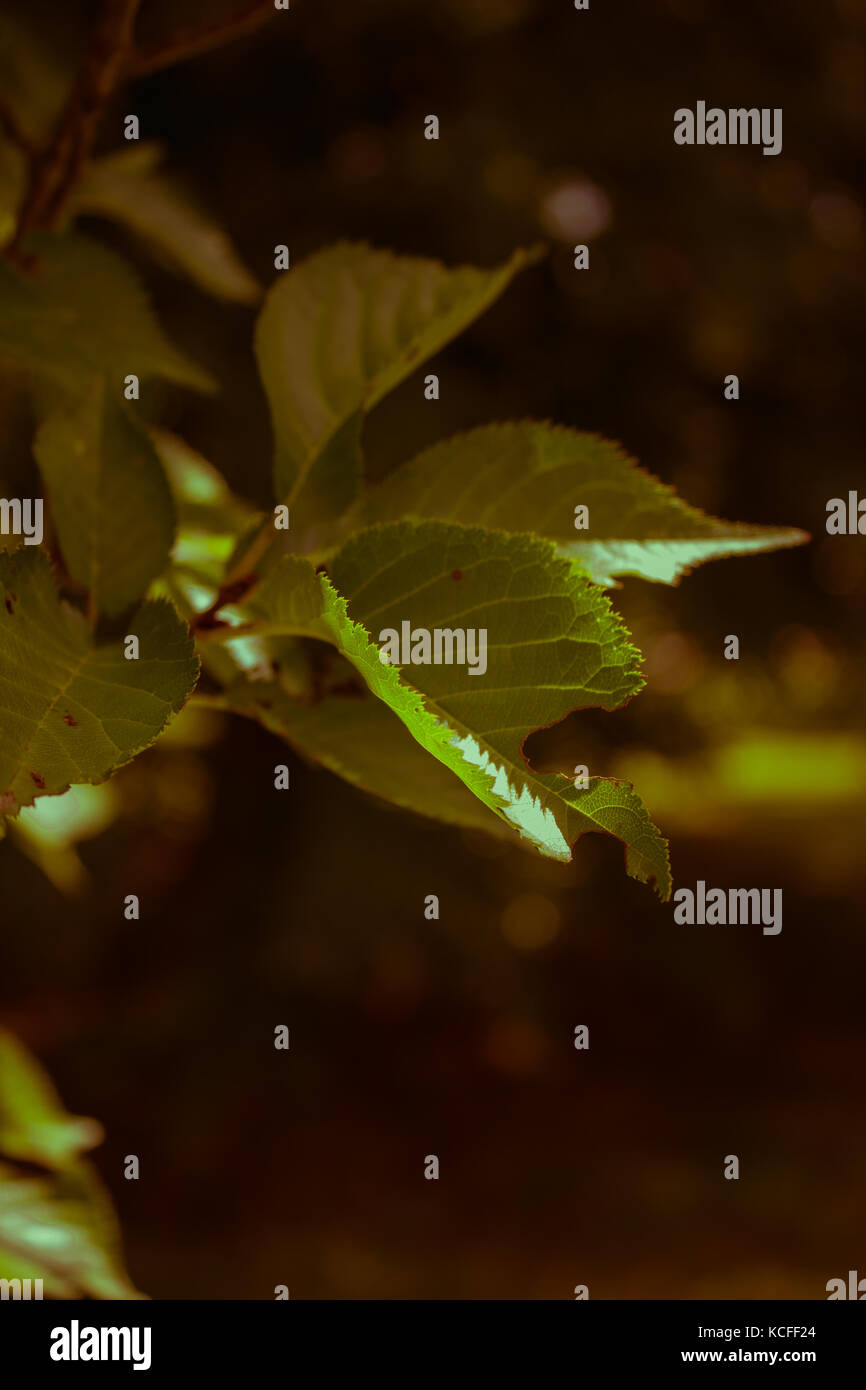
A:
10 0 143 253
190 573 261 634
126 0 277 80
0 95 36 155
5 0 279 262
192 620 259 641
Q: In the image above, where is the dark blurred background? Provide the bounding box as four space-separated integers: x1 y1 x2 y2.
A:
1 0 865 1298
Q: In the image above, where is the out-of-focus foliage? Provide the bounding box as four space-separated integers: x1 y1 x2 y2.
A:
0 235 214 394
615 732 866 836
0 1030 142 1299
0 10 74 243
10 783 117 897
74 144 262 305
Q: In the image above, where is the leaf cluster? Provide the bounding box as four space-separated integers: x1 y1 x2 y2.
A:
0 230 807 895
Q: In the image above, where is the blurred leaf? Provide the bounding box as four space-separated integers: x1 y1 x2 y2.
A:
0 549 199 826
34 379 175 617
716 733 866 802
615 733 866 833
10 785 118 897
0 1031 143 1300
228 524 670 895
16 783 117 847
154 428 257 540
254 242 541 528
0 233 215 395
155 431 261 656
355 422 809 585
0 1161 143 1299
0 1030 101 1169
74 144 261 304
328 522 669 892
0 11 74 242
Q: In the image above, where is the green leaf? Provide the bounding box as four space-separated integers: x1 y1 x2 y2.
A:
0 1030 143 1299
228 676 521 843
355 421 809 585
245 553 333 638
154 429 260 612
74 145 261 304
0 549 199 824
0 1161 143 1299
34 379 175 617
254 243 541 528
0 1030 101 1169
0 233 215 395
154 428 258 540
232 524 670 896
234 555 535 827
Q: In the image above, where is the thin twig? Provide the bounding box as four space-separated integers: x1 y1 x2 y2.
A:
190 573 261 633
0 95 36 154
193 621 258 642
6 0 278 262
126 0 277 80
10 0 143 254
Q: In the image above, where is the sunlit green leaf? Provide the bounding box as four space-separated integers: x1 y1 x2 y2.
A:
0 1030 101 1169
0 1161 143 1299
0 1030 142 1299
154 428 258 541
228 523 670 896
355 422 809 585
229 676 521 842
10 785 118 897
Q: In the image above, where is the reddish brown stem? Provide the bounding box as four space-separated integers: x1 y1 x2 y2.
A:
126 0 277 80
190 573 261 633
10 0 143 255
